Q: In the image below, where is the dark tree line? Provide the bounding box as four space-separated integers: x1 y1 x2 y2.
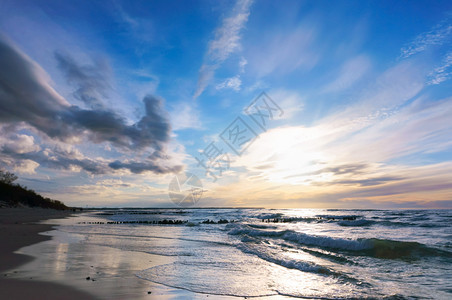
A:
0 169 69 210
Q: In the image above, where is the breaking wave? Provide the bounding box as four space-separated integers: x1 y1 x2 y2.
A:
228 224 452 259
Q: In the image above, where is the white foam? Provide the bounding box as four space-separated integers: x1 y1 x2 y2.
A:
237 243 324 274
228 224 372 251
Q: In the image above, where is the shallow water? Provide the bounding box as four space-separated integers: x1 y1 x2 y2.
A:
16 209 452 299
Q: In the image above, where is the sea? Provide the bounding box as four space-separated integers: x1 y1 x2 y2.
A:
17 209 452 299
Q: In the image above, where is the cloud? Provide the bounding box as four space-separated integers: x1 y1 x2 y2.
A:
222 59 452 206
305 163 369 177
194 64 217 99
206 0 253 61
170 102 203 131
248 25 319 77
194 0 253 98
328 163 452 201
109 159 182 174
239 57 248 73
112 1 155 45
428 51 452 85
322 55 371 93
216 76 242 91
266 90 304 120
95 179 136 188
1 142 109 175
55 51 111 109
50 177 171 207
0 35 69 127
12 159 39 174
319 61 424 132
0 35 181 175
114 2 139 29
400 18 452 58
232 61 429 178
1 134 40 154
333 176 404 187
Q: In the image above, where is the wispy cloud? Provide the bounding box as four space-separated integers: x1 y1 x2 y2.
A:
400 18 452 59
322 55 371 93
216 56 248 92
114 1 139 28
170 101 203 131
193 0 253 98
55 51 112 109
217 60 451 207
428 51 452 84
248 25 318 77
112 1 154 45
239 57 248 73
264 90 304 120
216 76 242 91
320 61 424 128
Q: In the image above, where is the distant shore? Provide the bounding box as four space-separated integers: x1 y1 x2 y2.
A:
0 208 98 300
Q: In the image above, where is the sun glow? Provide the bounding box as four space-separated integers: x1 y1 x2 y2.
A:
236 126 332 185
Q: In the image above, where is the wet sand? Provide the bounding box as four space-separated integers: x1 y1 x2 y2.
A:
0 208 240 299
0 208 98 300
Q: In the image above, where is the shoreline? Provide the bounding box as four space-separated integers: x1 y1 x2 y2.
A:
0 208 226 300
0 207 98 300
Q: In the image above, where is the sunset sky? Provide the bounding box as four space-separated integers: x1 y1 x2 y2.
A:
0 0 451 208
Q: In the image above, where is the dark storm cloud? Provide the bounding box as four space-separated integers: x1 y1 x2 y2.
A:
0 35 180 174
0 35 68 134
109 160 182 174
55 51 110 109
61 95 171 150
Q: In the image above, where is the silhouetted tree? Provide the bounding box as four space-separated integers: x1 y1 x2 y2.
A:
0 169 18 185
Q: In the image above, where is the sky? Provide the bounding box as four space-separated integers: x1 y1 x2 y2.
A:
0 0 451 208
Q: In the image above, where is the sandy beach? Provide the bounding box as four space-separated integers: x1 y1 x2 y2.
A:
1 207 451 299
0 208 240 299
0 208 98 300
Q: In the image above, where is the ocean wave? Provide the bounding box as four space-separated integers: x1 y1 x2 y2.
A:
364 239 452 259
253 213 445 228
376 220 446 228
228 224 452 259
228 224 372 251
259 214 379 226
338 219 374 227
377 220 415 227
235 242 366 286
418 223 446 228
255 213 284 219
237 243 331 275
247 223 278 229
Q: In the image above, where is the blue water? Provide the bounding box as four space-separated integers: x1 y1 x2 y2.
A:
57 208 452 299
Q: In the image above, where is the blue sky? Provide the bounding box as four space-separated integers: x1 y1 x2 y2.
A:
0 0 451 208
